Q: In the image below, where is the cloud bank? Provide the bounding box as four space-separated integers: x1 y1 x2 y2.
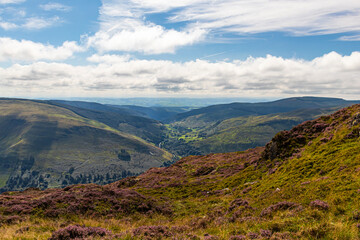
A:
1 52 359 98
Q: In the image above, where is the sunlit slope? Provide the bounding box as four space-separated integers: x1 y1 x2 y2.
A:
0 99 172 190
49 100 168 145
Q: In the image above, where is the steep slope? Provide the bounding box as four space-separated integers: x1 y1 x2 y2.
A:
1 104 360 239
48 100 167 145
0 99 172 192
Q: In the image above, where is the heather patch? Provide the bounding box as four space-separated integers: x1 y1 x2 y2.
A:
0 184 171 219
49 225 113 240
229 235 246 240
309 200 330 211
193 166 215 177
260 202 301 217
228 198 250 212
132 225 172 240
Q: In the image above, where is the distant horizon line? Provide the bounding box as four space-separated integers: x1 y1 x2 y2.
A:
0 95 355 100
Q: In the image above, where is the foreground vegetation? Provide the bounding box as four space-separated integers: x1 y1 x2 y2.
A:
0 104 360 239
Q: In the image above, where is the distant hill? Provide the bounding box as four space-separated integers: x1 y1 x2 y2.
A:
0 99 172 192
170 97 359 123
50 97 360 157
110 105 192 121
1 104 360 239
165 97 360 154
56 97 260 107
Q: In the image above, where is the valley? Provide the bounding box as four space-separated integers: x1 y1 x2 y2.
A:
0 97 358 192
0 103 359 239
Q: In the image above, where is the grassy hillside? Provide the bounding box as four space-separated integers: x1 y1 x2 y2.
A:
48 100 168 145
170 97 359 124
47 97 359 158
0 104 360 239
165 97 359 155
166 107 342 155
0 99 172 191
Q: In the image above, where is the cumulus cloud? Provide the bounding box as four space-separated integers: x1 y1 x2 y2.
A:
0 38 84 62
0 52 360 98
40 2 72 12
86 0 207 54
87 21 206 54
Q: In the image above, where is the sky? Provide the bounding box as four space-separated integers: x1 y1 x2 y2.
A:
0 0 360 99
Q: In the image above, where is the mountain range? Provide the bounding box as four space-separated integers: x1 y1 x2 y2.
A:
0 96 359 192
0 103 359 239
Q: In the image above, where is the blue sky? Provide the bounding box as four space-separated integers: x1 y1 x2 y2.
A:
0 0 360 99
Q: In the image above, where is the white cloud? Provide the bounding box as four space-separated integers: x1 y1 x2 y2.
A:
1 52 360 98
87 20 206 54
0 4 62 31
87 54 132 64
339 35 360 41
0 16 61 30
0 21 17 30
40 2 72 12
86 0 360 54
0 38 84 62
86 0 207 54
0 0 25 4
22 16 61 30
98 0 360 41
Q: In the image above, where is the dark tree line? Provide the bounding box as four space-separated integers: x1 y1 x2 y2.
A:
3 169 136 192
61 170 136 187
